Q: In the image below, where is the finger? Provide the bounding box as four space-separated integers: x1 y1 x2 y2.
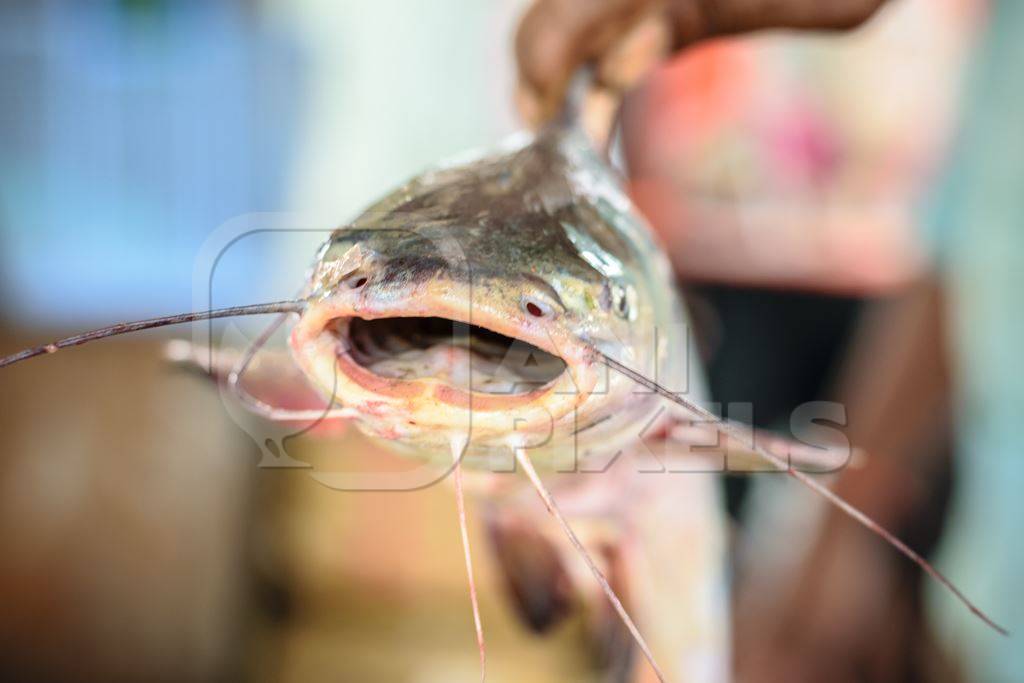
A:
585 13 672 148
514 0 580 124
580 85 620 151
514 80 546 130
595 11 672 93
515 0 658 125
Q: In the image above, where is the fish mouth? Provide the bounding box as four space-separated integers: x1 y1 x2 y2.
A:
290 297 600 444
327 313 575 410
339 316 567 395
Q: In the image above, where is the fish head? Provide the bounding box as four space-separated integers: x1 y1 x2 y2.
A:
289 131 666 465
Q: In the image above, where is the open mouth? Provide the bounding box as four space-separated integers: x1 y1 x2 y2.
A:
334 316 567 395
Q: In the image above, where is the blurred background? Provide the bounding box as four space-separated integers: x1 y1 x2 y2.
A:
1 0 1020 681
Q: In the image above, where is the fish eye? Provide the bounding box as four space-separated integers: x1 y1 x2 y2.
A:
522 297 551 318
520 275 565 319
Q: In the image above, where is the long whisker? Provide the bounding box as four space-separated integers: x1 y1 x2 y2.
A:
514 447 667 683
602 353 1009 637
451 437 486 682
0 301 307 369
229 306 294 408
225 305 356 422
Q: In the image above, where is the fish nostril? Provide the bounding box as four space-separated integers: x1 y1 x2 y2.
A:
349 275 368 289
526 302 544 317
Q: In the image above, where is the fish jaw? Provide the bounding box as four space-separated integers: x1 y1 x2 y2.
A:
289 277 602 453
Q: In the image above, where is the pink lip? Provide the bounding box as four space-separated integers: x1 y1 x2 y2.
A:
289 291 599 426
331 339 559 410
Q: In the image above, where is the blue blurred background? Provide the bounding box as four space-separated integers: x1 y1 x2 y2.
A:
0 0 306 323
0 0 517 325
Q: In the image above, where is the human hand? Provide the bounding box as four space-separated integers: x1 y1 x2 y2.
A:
515 0 888 130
